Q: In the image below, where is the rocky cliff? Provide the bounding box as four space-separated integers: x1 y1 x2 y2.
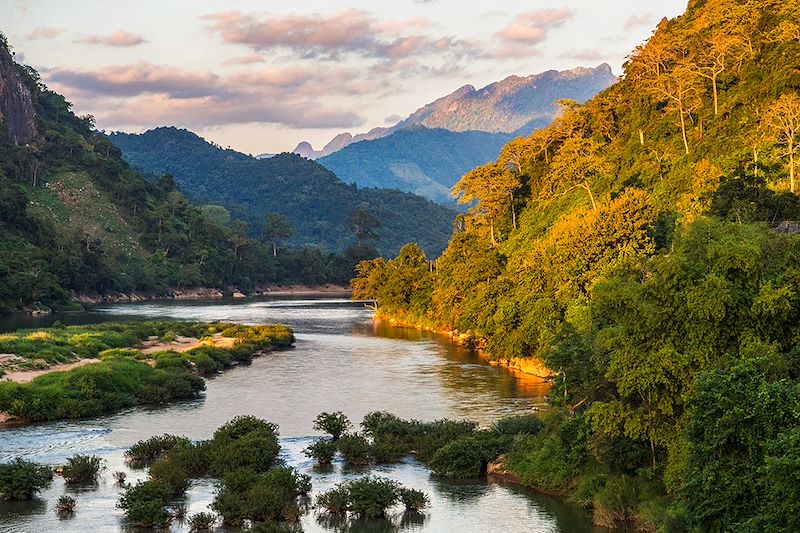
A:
0 41 36 146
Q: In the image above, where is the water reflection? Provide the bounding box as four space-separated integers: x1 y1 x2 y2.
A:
0 298 600 533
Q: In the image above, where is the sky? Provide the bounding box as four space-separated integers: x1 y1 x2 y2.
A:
4 0 687 155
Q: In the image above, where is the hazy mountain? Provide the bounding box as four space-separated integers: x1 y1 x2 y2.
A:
289 64 616 159
318 126 513 204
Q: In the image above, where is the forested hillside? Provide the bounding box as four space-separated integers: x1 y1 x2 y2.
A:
0 35 371 314
353 1 800 530
110 127 457 256
318 126 512 204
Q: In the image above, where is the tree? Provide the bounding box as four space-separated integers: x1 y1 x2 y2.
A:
261 212 293 256
689 34 743 116
653 61 702 155
548 136 608 211
452 162 521 244
762 93 800 193
347 208 381 244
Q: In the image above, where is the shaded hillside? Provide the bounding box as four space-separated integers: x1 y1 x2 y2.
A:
0 33 373 313
318 127 512 204
353 1 800 531
109 127 457 256
289 64 616 158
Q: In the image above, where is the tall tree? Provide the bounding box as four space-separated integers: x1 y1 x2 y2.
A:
262 212 294 256
548 136 608 211
762 93 800 193
452 162 521 245
347 208 381 245
689 34 743 116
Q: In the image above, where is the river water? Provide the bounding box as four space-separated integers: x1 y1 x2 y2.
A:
0 298 599 533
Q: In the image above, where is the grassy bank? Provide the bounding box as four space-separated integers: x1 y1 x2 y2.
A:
0 321 294 423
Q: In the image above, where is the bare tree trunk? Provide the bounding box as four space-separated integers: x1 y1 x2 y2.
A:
711 74 719 116
272 241 277 257
679 106 690 155
510 192 517 230
791 146 796 193
584 183 597 211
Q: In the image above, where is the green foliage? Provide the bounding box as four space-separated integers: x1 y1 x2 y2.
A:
211 467 308 525
117 480 173 528
303 438 338 465
336 434 371 465
187 511 217 532
0 358 205 422
398 487 429 512
126 434 192 464
61 455 103 484
148 456 190 497
313 411 351 440
55 494 76 515
109 127 457 257
429 431 510 478
317 477 413 519
0 459 50 501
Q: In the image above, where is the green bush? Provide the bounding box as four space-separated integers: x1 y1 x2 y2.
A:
187 511 217 532
337 434 371 465
183 351 221 375
493 415 543 436
154 355 192 371
148 457 189 497
314 411 351 440
212 467 308 525
0 459 50 500
591 475 638 528
398 487 429 511
62 455 103 484
318 477 403 519
98 348 140 359
126 434 191 464
208 416 281 475
412 419 477 462
303 438 338 465
55 494 76 515
316 486 350 515
117 480 173 528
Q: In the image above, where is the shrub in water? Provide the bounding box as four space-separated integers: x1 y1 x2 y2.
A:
62 455 104 484
188 511 217 532
172 502 188 520
148 456 190 497
314 411 352 440
126 434 191 464
117 480 173 528
398 487 429 511
113 471 127 485
55 494 76 516
303 438 338 465
429 432 508 479
337 434 371 465
316 486 350 515
212 467 309 525
0 459 50 500
413 419 477 462
209 416 281 475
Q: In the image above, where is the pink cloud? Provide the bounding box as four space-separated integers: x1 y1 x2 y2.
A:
78 31 146 47
223 54 265 65
203 9 470 61
562 48 607 61
27 26 63 40
494 8 573 44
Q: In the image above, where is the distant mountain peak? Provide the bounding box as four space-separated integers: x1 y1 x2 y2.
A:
285 64 615 159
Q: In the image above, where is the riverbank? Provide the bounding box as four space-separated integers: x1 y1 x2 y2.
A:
69 284 351 307
374 310 555 380
0 321 295 427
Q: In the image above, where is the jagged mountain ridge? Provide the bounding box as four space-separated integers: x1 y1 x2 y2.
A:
289 64 616 159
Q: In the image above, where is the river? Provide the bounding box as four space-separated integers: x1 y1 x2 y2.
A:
0 297 600 533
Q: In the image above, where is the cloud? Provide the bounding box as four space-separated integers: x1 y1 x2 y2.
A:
624 14 654 31
78 31 146 47
45 62 221 98
42 62 369 130
223 53 265 65
385 114 403 123
203 9 471 61
494 8 573 44
27 26 63 40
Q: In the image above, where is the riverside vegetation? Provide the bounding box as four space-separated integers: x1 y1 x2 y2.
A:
0 321 293 423
353 1 800 531
2 411 545 530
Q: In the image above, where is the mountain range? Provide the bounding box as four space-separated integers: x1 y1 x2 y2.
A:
283 64 616 160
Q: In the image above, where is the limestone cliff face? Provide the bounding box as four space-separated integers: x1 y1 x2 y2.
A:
0 42 37 146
